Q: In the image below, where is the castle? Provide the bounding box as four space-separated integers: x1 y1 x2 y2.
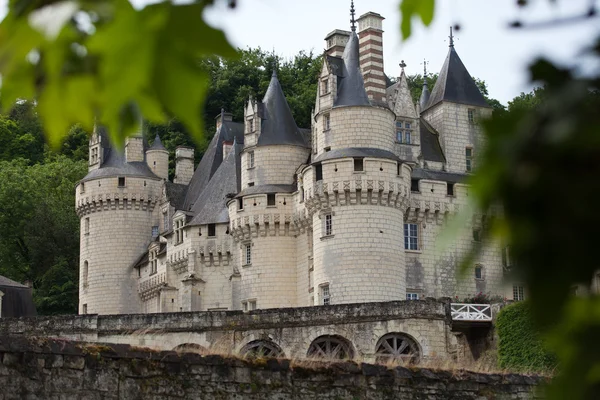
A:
75 7 519 319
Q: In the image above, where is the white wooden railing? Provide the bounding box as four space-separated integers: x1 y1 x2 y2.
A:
450 303 492 321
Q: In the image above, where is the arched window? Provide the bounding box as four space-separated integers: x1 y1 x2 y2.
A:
374 333 420 363
82 261 89 288
307 335 354 360
240 340 283 359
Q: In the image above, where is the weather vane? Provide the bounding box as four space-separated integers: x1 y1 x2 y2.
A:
448 26 455 48
350 0 356 32
421 59 429 76
399 60 406 73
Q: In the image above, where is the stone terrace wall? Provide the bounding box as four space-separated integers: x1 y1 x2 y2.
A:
0 337 545 400
0 300 456 361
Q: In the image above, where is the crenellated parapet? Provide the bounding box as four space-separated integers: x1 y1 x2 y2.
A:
197 241 233 267
76 192 160 217
230 211 297 242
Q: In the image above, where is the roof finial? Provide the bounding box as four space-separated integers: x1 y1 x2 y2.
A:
399 60 406 74
421 58 428 76
350 0 356 32
271 49 277 78
449 26 454 48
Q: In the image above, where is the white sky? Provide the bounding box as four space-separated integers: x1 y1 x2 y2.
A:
1 0 598 105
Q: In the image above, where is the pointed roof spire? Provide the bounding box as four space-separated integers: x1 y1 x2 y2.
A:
334 29 371 107
449 26 455 48
423 31 489 111
350 0 357 32
257 72 308 147
419 58 431 109
149 133 167 151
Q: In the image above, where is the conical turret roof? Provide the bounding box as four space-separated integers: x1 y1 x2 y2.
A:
334 31 370 107
424 45 489 111
149 134 167 151
256 71 308 147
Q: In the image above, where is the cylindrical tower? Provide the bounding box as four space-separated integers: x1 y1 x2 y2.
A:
229 70 310 310
305 26 412 305
146 134 169 180
76 129 162 315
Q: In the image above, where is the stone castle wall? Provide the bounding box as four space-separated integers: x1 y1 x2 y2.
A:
241 144 310 187
0 336 545 400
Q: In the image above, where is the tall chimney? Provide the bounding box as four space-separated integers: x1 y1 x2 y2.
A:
324 29 351 58
174 146 194 185
357 12 386 104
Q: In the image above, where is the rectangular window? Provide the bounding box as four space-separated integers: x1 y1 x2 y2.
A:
80 182 85 194
174 219 184 244
248 151 255 168
353 158 364 172
473 229 481 242
404 223 419 251
82 304 87 314
245 243 252 265
466 148 473 172
405 130 411 144
322 78 329 94
406 293 419 300
248 182 254 187
395 121 403 142
315 164 323 181
163 212 169 231
324 114 330 131
242 301 248 312
447 183 454 196
325 213 333 236
321 285 330 305
149 249 158 275
475 265 483 279
238 197 244 210
513 285 525 301
267 193 276 206
118 177 126 187
208 224 216 237
410 179 420 193
249 300 257 310
248 118 254 133
152 225 159 238
84 218 90 235
468 108 475 123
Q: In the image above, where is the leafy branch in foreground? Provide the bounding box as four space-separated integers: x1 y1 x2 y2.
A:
0 0 237 149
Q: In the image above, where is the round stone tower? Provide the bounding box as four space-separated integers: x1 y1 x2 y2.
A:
229 71 311 309
304 26 411 306
75 126 163 315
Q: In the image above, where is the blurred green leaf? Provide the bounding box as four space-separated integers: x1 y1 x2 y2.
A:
399 0 435 40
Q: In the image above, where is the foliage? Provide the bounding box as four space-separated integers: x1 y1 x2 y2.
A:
399 0 435 39
456 292 504 304
496 301 557 372
0 156 87 314
0 0 237 149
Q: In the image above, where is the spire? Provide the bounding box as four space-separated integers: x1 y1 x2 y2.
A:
256 72 308 147
399 60 406 75
390 62 417 119
149 133 167 151
350 0 356 32
334 29 370 107
423 31 489 111
419 58 431 110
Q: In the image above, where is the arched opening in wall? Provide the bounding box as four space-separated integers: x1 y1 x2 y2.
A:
240 340 284 359
82 261 88 288
172 343 209 355
307 335 354 360
374 333 420 364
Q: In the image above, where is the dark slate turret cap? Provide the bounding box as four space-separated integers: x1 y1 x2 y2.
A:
419 59 431 110
334 30 371 107
256 71 308 147
149 134 167 151
423 31 489 111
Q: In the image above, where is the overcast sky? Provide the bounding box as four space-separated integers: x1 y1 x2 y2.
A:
2 0 598 105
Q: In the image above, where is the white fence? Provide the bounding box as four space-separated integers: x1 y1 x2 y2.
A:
450 303 492 321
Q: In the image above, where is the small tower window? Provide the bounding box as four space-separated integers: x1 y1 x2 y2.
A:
397 162 401 176
82 304 87 314
396 121 403 142
468 108 475 123
466 148 473 172
323 114 330 131
208 224 216 237
447 183 455 196
475 265 483 280
151 226 159 238
238 197 244 210
322 78 329 94
320 284 330 305
80 182 85 194
82 261 88 288
248 118 254 133
248 151 255 169
244 243 252 265
324 213 333 236
118 177 126 187
315 164 323 181
248 182 254 187
353 158 364 172
410 179 420 193
267 194 276 206
84 218 90 235
404 223 419 250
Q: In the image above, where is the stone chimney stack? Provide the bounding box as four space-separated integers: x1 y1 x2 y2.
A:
174 146 194 185
222 141 233 159
125 127 145 163
324 29 351 57
215 109 233 132
357 12 386 104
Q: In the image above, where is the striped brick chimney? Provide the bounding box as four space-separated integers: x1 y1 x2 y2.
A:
325 29 351 57
357 12 386 103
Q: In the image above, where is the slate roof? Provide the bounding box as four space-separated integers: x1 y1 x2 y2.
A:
81 146 158 182
412 168 468 184
165 182 188 210
334 31 371 107
313 148 402 164
0 275 28 288
149 134 167 151
419 118 445 163
182 120 244 211
0 275 36 317
256 72 308 148
424 46 490 111
189 141 242 225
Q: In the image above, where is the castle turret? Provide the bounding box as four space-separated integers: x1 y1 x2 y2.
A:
146 134 169 180
304 7 411 306
421 27 492 174
230 69 311 309
76 125 162 315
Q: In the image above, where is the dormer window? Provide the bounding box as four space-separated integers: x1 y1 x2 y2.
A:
174 217 185 245
208 224 216 237
322 78 329 95
248 118 254 133
396 120 412 144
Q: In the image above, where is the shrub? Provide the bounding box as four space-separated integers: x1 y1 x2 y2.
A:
496 301 557 372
